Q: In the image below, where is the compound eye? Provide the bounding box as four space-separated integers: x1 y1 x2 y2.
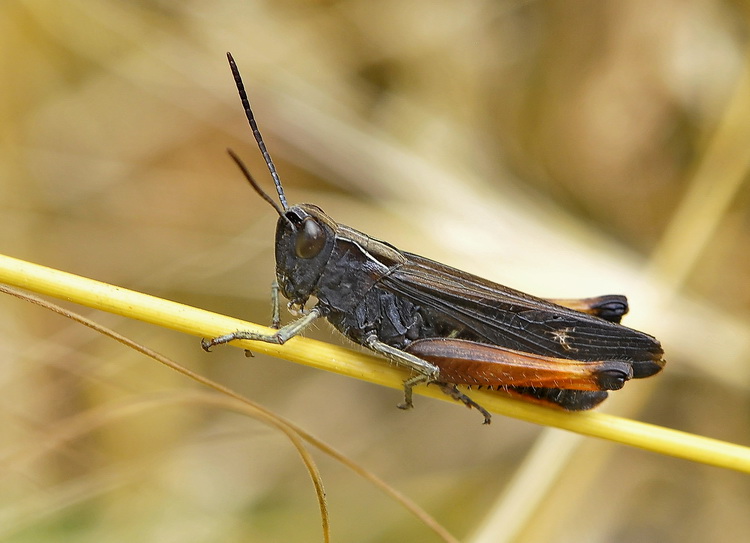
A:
295 218 326 259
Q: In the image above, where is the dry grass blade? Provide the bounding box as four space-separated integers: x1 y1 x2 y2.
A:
0 284 459 543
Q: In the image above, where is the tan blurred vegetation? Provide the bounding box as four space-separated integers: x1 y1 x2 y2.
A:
1 1 750 542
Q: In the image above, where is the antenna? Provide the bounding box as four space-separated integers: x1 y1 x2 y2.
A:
226 52 289 210
226 148 288 221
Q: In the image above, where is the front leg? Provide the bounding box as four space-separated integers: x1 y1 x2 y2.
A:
201 306 323 351
270 279 282 329
363 334 440 409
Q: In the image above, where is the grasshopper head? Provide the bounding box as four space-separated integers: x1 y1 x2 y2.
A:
274 203 336 307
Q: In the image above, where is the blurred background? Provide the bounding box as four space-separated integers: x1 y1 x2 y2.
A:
2 1 750 541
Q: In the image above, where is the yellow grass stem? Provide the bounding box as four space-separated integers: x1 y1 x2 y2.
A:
1 252 749 474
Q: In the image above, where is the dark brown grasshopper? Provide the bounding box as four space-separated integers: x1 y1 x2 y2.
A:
203 53 665 424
